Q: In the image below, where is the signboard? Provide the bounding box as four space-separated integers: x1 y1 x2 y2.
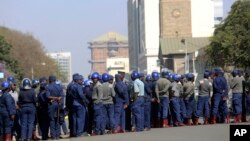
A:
0 72 4 79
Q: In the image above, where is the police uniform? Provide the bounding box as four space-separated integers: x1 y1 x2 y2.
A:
46 76 64 139
143 79 152 130
178 81 187 124
131 78 144 132
170 81 184 126
71 75 88 137
114 74 129 133
155 77 171 127
102 82 116 132
211 70 229 124
195 76 212 124
92 81 104 135
183 79 196 124
230 73 244 122
18 87 37 140
0 84 16 141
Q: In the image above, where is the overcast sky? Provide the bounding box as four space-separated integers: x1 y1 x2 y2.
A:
0 0 128 77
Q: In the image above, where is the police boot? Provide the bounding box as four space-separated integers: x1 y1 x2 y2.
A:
32 131 40 141
156 119 161 128
193 118 199 125
186 118 191 126
162 119 170 128
210 116 216 124
204 117 209 125
238 114 242 123
234 115 240 123
4 134 12 141
225 115 230 124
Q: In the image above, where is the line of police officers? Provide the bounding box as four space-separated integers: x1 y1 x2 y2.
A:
0 68 250 141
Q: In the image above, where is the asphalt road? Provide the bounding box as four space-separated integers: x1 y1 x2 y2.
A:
56 123 250 141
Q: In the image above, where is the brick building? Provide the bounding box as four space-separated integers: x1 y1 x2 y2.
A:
88 32 129 74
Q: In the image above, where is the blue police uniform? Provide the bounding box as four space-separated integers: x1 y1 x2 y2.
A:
46 77 64 139
143 79 152 129
71 78 88 137
0 90 16 138
18 88 37 140
131 73 145 132
37 85 49 140
211 71 229 124
83 80 93 134
114 75 129 132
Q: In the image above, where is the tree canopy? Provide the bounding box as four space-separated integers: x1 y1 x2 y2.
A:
206 0 250 69
0 27 67 82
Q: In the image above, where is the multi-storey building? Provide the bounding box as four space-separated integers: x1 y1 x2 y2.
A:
88 32 129 74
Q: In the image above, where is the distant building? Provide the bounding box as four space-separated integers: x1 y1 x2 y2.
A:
106 57 130 76
88 32 129 74
214 0 223 25
47 52 72 82
159 0 214 75
127 0 160 74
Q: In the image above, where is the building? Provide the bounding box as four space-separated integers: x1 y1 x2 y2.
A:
159 0 214 75
88 32 129 74
106 57 130 76
127 0 160 74
47 52 72 82
214 0 223 25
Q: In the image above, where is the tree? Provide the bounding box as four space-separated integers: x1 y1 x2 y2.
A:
0 35 23 79
0 27 67 81
206 0 250 69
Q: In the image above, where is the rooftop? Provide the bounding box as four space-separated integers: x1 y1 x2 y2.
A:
91 32 128 42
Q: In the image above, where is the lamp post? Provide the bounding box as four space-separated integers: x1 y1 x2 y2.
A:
181 39 189 73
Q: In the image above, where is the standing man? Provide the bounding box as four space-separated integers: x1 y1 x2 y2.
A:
101 73 116 133
195 71 213 125
37 77 49 140
230 70 244 123
71 75 88 137
170 74 185 126
155 71 171 128
46 75 64 140
91 72 104 135
0 81 16 141
114 74 129 133
211 69 229 124
130 71 145 132
7 76 21 140
150 72 160 127
183 73 196 125
244 70 250 122
18 78 37 141
143 75 153 131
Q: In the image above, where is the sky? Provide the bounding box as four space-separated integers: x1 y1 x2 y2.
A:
0 0 128 77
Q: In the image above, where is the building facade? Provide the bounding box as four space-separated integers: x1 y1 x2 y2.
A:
88 32 129 74
159 0 214 74
127 0 160 74
47 52 72 82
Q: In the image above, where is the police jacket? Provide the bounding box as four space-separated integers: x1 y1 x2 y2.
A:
213 76 228 96
102 82 115 105
230 76 244 94
46 82 63 104
71 83 89 106
114 80 129 105
0 91 16 116
143 81 152 102
38 89 48 109
18 88 37 107
155 78 171 100
92 81 103 104
198 78 212 96
183 81 195 100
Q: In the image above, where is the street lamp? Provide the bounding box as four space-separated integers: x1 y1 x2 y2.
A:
181 39 189 73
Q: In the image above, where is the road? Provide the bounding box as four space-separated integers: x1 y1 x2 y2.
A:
56 123 250 141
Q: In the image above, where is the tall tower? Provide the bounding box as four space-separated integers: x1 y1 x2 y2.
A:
160 0 192 38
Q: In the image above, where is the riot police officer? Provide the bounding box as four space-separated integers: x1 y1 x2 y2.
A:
0 81 16 141
18 78 37 141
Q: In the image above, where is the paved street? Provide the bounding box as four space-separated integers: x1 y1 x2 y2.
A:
57 123 250 141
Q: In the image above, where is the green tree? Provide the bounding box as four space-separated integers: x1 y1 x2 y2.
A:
206 0 250 69
0 36 23 79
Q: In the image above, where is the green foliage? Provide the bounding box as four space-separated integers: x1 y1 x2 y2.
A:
206 0 250 69
0 36 23 79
